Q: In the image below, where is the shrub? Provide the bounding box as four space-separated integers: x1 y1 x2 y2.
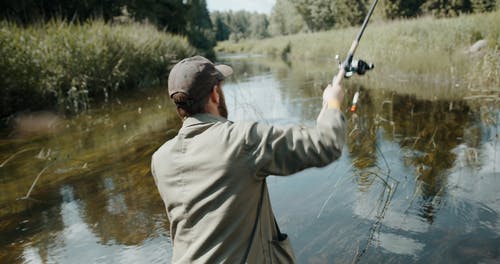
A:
0 20 196 118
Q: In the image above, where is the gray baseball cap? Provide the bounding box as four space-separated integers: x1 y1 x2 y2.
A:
167 56 233 101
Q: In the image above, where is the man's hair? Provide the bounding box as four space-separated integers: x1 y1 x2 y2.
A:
172 91 210 119
172 84 211 118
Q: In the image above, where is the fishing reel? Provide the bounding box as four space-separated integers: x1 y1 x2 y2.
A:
336 55 375 78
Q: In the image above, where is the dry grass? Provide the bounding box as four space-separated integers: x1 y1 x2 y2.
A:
217 11 500 93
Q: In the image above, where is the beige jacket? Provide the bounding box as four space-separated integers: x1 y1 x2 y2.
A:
151 108 346 263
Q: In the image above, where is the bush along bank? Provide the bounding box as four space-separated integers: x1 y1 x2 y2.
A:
0 20 196 119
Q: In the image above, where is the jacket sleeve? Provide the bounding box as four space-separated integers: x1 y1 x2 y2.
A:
243 108 347 177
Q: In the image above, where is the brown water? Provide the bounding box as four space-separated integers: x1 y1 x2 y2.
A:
1 56 499 263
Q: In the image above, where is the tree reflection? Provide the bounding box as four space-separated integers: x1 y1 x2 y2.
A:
386 94 476 223
73 140 169 246
0 196 64 264
346 86 378 169
343 86 481 224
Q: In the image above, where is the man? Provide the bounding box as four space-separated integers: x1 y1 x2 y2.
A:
151 56 346 263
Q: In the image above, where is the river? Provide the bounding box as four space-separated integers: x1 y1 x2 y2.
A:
1 55 499 263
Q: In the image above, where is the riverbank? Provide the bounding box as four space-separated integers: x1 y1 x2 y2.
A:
1 53 499 263
217 11 499 92
0 20 196 119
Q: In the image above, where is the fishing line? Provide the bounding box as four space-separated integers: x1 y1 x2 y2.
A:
317 163 356 219
315 0 401 261
349 115 400 263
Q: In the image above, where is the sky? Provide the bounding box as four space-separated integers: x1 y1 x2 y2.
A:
206 0 276 14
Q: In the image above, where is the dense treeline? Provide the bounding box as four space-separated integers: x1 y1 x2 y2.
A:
0 0 215 56
1 0 496 44
214 0 498 41
211 11 269 42
289 0 497 31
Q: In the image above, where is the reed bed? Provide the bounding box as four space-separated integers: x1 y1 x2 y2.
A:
0 20 196 117
217 11 500 92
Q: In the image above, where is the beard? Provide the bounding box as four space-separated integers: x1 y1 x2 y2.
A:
216 85 228 119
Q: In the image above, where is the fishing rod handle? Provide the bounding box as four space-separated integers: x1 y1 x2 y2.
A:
332 68 345 86
348 40 359 58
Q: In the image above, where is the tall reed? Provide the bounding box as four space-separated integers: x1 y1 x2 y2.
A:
0 20 196 117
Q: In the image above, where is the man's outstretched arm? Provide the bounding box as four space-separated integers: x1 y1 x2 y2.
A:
244 84 347 177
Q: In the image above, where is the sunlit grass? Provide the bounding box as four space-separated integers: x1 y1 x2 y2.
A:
0 20 196 117
217 11 500 93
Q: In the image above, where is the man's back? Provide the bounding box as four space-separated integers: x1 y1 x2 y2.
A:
152 108 346 263
152 113 261 263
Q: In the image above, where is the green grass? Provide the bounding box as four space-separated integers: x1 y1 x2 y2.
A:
0 20 196 118
217 11 500 93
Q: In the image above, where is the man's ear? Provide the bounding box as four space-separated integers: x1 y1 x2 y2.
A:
210 86 220 105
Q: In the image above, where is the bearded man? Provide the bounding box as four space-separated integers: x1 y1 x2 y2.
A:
151 56 346 263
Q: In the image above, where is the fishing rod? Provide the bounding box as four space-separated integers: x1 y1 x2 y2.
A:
332 0 378 112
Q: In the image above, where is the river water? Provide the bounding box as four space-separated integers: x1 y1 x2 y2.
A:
0 55 499 263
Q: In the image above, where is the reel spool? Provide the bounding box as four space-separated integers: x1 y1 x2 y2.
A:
345 59 374 78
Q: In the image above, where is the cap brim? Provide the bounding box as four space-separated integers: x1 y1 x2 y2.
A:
215 64 233 78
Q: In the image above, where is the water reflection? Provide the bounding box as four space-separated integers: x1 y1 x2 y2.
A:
0 56 499 263
0 90 177 263
345 86 379 175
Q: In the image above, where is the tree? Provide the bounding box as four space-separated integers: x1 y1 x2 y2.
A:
249 14 269 39
422 0 472 17
290 0 372 31
383 0 426 19
334 0 369 27
127 0 187 34
184 0 216 55
291 0 336 31
210 10 270 41
470 0 496 12
0 0 123 23
211 11 231 41
269 0 306 36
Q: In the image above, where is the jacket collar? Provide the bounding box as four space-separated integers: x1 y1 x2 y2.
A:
182 113 228 128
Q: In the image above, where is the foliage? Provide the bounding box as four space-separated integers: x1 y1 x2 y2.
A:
334 0 370 27
470 0 497 12
211 10 269 42
288 0 372 30
383 0 427 19
422 0 472 17
0 20 196 117
291 0 336 31
125 0 188 34
409 0 496 18
0 0 122 23
0 0 215 54
249 13 270 39
183 0 215 57
211 12 231 41
269 0 307 36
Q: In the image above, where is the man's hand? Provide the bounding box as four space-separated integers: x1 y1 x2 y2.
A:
317 83 344 123
323 83 344 110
